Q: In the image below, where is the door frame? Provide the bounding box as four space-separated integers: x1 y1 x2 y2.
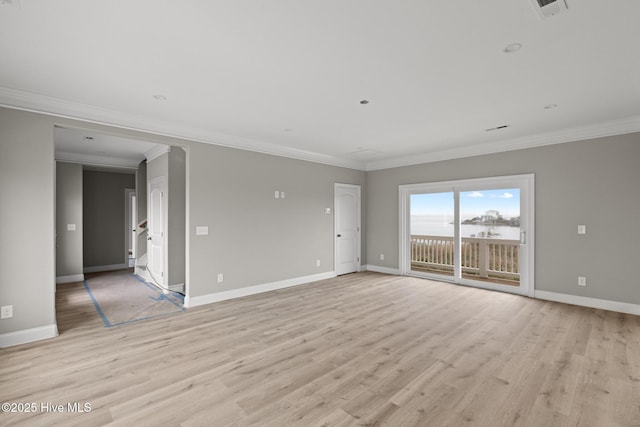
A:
334 183 361 275
399 174 535 297
125 189 136 266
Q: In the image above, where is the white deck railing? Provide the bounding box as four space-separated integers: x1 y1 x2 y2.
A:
411 235 520 280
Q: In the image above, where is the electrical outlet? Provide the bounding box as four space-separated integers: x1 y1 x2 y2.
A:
578 225 586 235
217 274 224 283
1 305 13 319
316 259 320 267
578 276 587 287
281 191 286 199
380 254 385 261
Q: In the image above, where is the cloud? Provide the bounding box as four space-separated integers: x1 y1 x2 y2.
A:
499 192 513 199
467 191 484 198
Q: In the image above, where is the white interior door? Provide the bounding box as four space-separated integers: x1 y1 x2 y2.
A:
335 184 361 275
148 177 165 286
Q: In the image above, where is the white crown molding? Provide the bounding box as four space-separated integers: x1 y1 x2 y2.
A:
2 87 639 172
365 115 640 171
144 145 171 162
56 151 140 169
0 87 365 170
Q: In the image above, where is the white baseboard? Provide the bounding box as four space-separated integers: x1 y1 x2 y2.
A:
185 271 337 308
0 324 58 348
535 290 640 316
364 264 401 275
56 274 85 284
83 263 130 274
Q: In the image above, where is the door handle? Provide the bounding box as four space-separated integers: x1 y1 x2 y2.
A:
337 234 342 237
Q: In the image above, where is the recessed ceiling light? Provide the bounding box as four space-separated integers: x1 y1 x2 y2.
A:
359 100 370 105
153 94 167 100
544 103 558 110
503 43 523 53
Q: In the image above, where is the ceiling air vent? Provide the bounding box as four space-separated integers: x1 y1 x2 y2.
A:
529 0 568 19
485 125 510 132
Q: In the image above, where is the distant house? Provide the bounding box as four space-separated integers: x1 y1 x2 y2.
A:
482 210 500 223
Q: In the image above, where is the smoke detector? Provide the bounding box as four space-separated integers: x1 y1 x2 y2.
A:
529 0 568 19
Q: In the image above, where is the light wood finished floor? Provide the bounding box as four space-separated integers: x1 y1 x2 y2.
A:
2 272 639 426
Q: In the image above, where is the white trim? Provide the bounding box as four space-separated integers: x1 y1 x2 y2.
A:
184 272 337 308
4 88 638 172
0 324 58 348
535 290 640 316
184 144 191 307
0 88 364 170
365 115 640 171
83 263 129 273
56 274 85 284
364 265 401 275
125 188 136 268
144 145 170 162
56 151 140 169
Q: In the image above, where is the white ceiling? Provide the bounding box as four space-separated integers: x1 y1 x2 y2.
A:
2 0 639 170
54 126 159 169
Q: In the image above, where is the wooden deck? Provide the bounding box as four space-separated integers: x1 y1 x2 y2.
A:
1 272 639 426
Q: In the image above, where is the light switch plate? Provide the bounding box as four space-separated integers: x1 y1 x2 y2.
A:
1 305 13 319
578 225 586 235
67 224 76 231
196 226 209 236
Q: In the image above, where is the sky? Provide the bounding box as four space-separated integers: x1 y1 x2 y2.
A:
411 188 520 219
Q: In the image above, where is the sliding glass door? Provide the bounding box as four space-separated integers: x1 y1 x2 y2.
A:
401 175 534 296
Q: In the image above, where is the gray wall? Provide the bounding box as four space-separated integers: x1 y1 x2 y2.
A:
83 169 136 269
188 143 366 297
55 162 83 278
367 132 640 305
168 147 186 286
0 108 56 334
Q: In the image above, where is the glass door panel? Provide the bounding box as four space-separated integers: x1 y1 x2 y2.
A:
459 188 521 287
410 192 455 278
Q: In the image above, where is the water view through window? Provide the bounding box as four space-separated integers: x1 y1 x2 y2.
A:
410 188 521 285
